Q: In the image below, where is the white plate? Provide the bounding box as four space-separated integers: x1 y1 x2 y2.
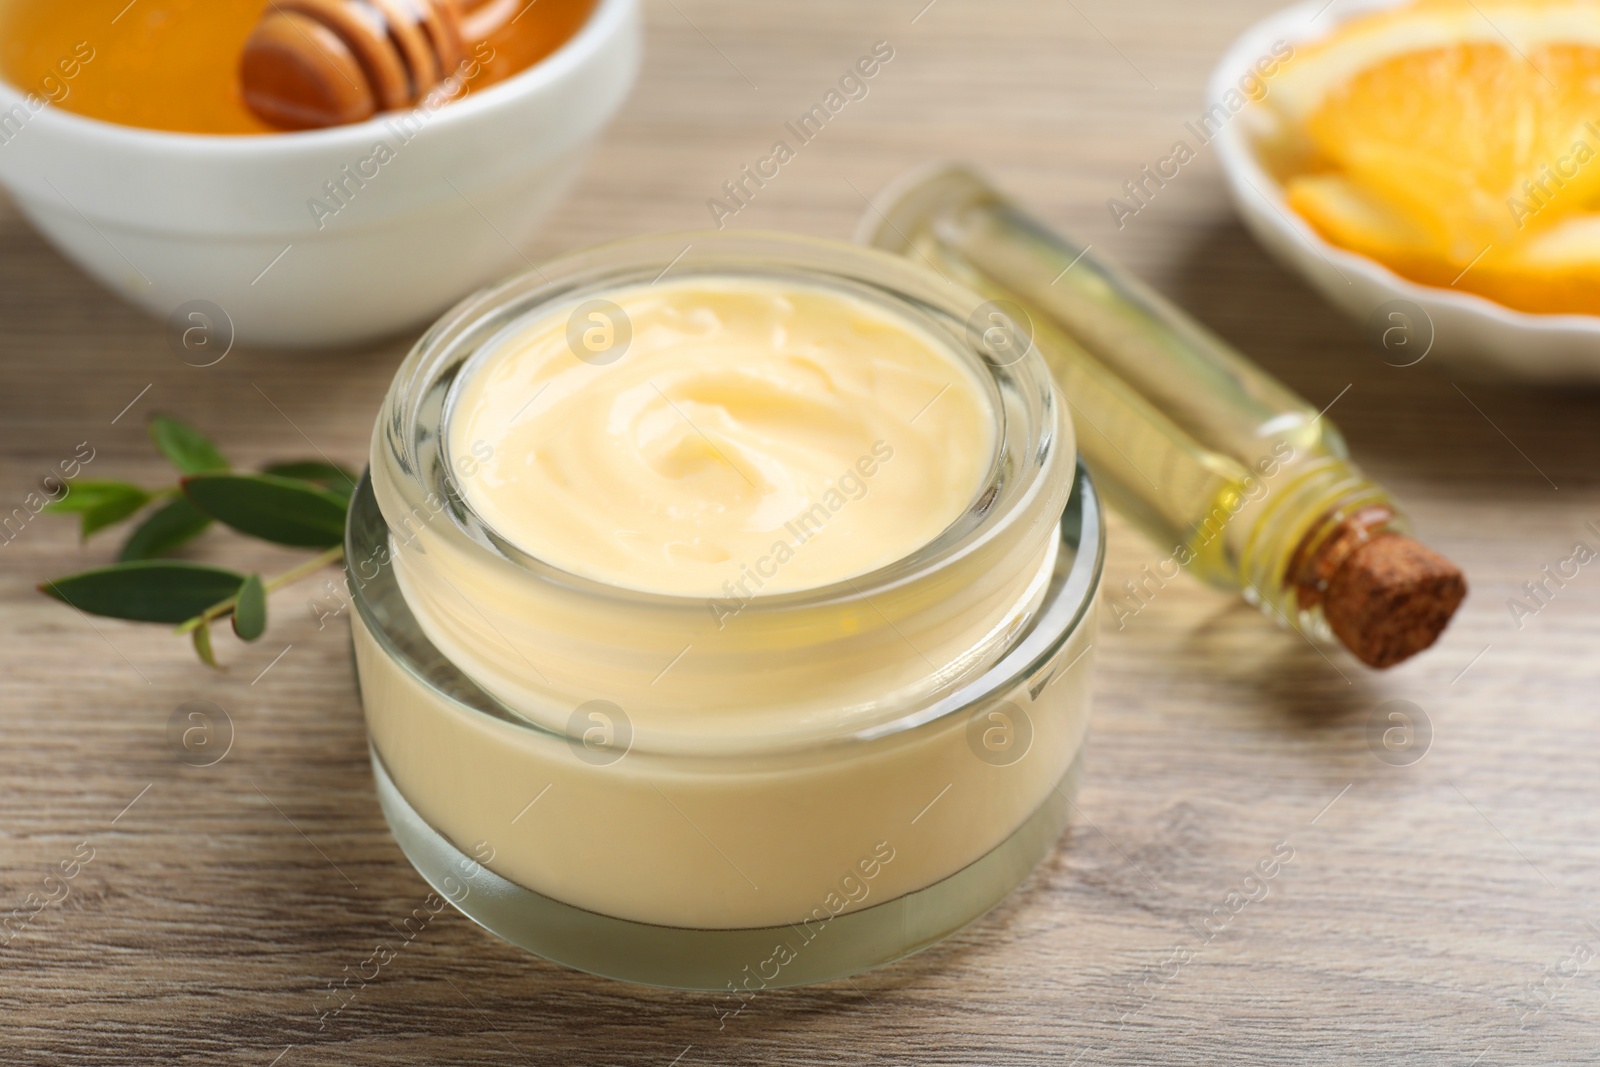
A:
1209 0 1600 382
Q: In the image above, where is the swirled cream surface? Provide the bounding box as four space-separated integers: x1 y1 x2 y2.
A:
446 276 995 596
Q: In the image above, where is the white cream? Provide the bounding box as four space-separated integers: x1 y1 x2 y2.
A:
447 275 995 597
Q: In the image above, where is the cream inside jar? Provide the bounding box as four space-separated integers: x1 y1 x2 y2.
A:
446 275 996 597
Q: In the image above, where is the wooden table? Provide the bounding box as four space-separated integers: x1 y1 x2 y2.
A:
4 1 1598 1062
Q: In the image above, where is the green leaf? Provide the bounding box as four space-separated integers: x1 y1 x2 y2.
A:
182 473 346 548
150 415 228 475
119 498 212 561
80 492 155 538
262 460 358 504
262 460 356 484
232 574 267 641
43 481 153 539
192 619 219 668
40 561 246 624
43 480 150 514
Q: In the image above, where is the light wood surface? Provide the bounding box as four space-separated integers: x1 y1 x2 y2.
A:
4 1 1599 1063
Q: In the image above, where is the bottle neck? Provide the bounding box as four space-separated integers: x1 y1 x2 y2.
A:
1236 456 1407 637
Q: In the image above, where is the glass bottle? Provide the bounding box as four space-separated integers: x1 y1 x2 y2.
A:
860 164 1464 667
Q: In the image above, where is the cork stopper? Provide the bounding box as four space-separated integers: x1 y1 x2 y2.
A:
1290 507 1467 669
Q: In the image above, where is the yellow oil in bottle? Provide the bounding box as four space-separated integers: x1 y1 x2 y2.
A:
863 166 1406 636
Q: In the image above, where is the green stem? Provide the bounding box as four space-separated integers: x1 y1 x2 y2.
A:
175 544 345 635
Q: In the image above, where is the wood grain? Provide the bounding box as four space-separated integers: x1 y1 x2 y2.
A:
3 1 1599 1063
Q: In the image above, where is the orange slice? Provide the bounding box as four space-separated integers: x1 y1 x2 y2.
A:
1266 0 1600 314
1306 40 1600 254
1474 213 1600 311
1285 173 1456 284
1267 0 1600 125
1286 174 1600 311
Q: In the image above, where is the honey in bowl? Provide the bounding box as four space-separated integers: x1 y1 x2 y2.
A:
0 0 598 135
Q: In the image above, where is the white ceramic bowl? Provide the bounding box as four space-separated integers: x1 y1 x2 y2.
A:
0 0 640 348
1210 0 1600 383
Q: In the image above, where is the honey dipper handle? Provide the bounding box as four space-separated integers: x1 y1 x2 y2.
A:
240 0 511 131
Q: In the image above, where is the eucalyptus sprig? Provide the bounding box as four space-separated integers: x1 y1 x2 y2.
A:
39 415 354 667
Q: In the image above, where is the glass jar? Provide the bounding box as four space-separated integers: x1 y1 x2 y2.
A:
350 231 1104 989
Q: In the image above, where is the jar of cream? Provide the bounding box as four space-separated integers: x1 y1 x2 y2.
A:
351 231 1102 989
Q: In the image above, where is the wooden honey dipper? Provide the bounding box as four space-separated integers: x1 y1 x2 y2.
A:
240 0 518 130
